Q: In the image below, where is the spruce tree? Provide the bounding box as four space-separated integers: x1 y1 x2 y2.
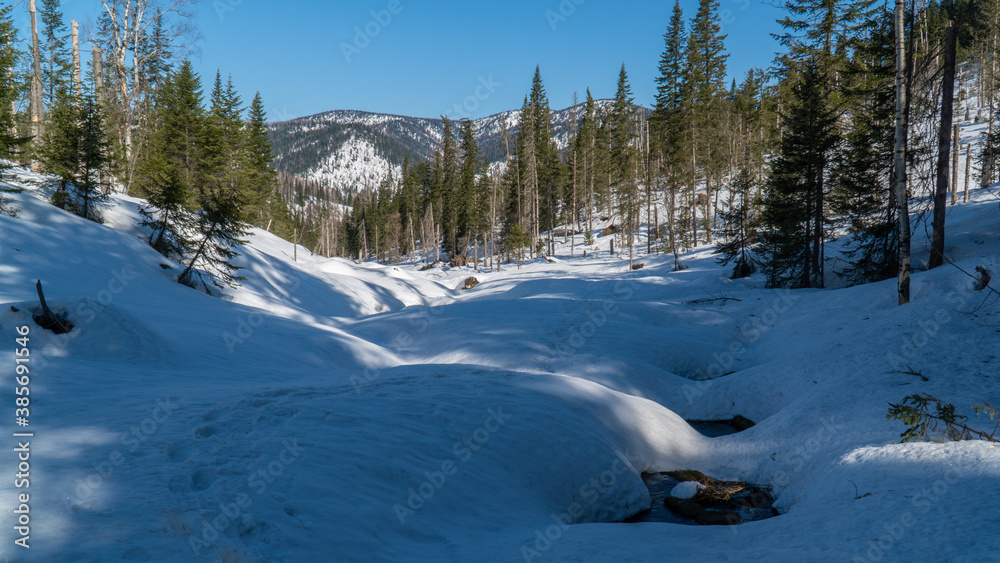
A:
244 91 290 237
715 167 758 278
457 118 484 251
136 61 204 257
0 5 28 170
829 11 897 285
39 0 72 109
606 64 639 259
178 72 250 288
758 61 837 288
75 95 110 221
38 89 79 190
686 0 729 243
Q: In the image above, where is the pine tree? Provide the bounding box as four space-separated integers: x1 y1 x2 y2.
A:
606 64 639 261
715 167 758 278
37 89 79 190
758 61 838 288
829 11 898 285
39 0 72 109
75 95 110 221
686 0 729 243
136 61 205 257
457 118 483 251
0 5 28 170
244 91 290 237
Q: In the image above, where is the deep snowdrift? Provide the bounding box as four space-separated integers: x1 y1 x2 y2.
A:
1 167 998 562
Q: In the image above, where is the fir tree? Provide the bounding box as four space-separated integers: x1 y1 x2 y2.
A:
37 89 79 190
606 64 639 257
244 92 290 237
0 5 28 170
75 96 110 221
457 118 484 251
715 167 758 278
136 61 205 257
758 62 838 288
39 0 72 108
686 0 730 242
829 10 897 285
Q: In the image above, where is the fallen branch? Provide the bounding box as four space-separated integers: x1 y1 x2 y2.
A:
34 280 72 334
688 297 743 305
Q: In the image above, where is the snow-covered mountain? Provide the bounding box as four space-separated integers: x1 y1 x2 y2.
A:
266 101 623 196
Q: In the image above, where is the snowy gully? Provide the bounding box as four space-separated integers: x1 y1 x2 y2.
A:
393 407 512 524
12 324 32 550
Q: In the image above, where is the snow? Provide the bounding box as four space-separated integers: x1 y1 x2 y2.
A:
0 159 998 562
670 481 703 500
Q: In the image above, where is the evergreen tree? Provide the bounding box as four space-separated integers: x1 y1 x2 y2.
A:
177 71 250 288
37 89 79 190
829 10 897 285
244 91 291 238
0 5 28 169
39 0 72 108
437 117 460 254
75 96 111 221
136 61 205 257
686 0 729 243
715 167 758 278
606 64 639 258
758 62 838 288
457 118 483 250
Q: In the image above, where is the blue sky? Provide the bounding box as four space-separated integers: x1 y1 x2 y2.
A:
26 0 787 121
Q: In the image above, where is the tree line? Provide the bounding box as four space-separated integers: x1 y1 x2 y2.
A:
0 0 291 290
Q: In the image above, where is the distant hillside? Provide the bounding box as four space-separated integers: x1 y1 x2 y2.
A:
266 100 630 198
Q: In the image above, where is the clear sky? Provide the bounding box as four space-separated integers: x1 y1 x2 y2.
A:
20 0 787 121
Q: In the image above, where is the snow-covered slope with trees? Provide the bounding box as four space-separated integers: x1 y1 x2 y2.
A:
0 166 998 562
266 101 624 196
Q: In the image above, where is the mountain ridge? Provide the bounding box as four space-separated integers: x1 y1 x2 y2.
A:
266 100 628 198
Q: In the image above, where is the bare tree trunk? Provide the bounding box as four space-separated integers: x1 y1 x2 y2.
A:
72 21 82 100
894 0 912 305
94 47 104 102
951 122 960 205
29 0 43 169
964 143 972 202
929 22 956 270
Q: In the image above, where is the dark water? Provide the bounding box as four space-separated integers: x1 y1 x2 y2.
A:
623 473 779 525
622 473 693 524
688 421 743 438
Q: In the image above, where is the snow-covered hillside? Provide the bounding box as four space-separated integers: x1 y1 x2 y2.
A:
266 101 624 197
0 165 998 562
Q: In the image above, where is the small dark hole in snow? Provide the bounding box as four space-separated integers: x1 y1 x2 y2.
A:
34 313 73 334
687 415 756 437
